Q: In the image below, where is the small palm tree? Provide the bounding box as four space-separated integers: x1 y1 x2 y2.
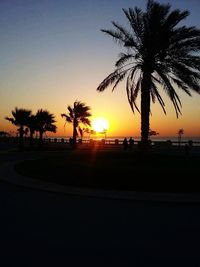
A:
178 128 184 146
79 127 91 139
5 107 32 150
61 101 91 145
36 109 57 144
97 0 200 149
101 129 107 139
149 129 159 137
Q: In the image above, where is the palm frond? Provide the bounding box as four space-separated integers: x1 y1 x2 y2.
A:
169 76 191 96
5 117 15 124
170 62 200 93
61 114 72 122
177 55 200 71
156 69 182 117
115 53 134 68
97 69 124 92
80 117 91 126
126 74 140 113
6 107 32 127
112 70 127 91
162 8 189 29
151 82 166 114
123 7 144 44
111 21 138 48
36 109 57 133
101 29 125 46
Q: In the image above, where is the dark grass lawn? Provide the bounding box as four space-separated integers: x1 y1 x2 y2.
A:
15 149 200 193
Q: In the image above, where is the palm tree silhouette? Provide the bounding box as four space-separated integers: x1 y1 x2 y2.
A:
61 101 91 145
149 129 159 137
97 0 200 148
178 128 184 146
36 109 57 145
5 107 32 150
27 114 38 145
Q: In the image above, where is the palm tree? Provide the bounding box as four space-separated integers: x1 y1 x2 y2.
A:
61 101 91 145
178 128 184 146
5 107 32 150
27 114 38 145
149 129 159 137
97 0 200 148
79 127 91 139
36 109 57 144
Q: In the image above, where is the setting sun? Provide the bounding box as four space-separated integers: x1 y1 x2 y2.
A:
92 118 109 133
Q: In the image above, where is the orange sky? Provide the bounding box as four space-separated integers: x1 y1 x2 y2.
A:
1 81 200 138
0 0 200 138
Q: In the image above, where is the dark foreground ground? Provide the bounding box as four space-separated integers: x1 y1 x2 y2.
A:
15 149 200 192
1 180 200 266
1 145 200 265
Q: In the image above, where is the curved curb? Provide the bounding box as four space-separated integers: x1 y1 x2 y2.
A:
1 161 200 203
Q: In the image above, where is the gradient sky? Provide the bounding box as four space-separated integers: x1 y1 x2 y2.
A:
0 0 200 137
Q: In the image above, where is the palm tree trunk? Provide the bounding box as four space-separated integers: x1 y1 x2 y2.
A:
19 126 24 151
141 72 151 149
72 120 77 146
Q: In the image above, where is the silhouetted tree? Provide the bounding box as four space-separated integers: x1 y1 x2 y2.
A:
178 128 184 146
101 129 107 139
61 101 91 145
149 129 159 137
27 115 38 145
36 109 57 145
79 127 91 139
5 107 32 150
97 0 200 149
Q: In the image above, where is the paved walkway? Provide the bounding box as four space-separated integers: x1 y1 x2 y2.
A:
1 150 200 203
0 149 200 266
1 179 200 266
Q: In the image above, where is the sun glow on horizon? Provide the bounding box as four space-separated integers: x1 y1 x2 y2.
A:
92 118 109 133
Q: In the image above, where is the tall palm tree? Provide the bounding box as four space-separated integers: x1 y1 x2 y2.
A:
61 101 91 145
97 0 200 148
36 109 57 144
27 114 38 145
5 107 32 150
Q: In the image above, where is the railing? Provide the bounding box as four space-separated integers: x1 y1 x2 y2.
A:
1 136 200 147
41 138 200 147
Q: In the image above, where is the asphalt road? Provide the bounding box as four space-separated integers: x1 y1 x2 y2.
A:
0 180 200 266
